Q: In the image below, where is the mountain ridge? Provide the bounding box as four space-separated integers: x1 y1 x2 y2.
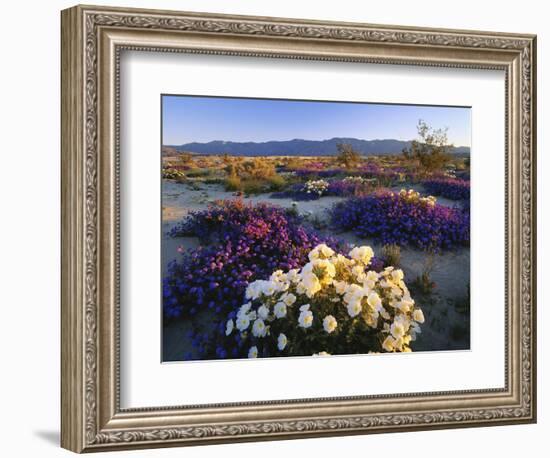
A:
165 137 470 156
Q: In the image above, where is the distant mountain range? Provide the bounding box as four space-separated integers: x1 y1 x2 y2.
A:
165 137 470 157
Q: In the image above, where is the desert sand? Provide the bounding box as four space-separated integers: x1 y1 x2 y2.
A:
162 180 470 360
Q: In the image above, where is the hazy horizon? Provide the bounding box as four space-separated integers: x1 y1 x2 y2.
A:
163 136 470 147
162 95 471 147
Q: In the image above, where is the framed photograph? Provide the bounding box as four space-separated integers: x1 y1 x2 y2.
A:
61 4 537 453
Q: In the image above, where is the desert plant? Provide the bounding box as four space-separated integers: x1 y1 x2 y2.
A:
163 200 347 321
266 174 287 191
413 251 436 294
422 177 470 200
330 189 470 251
186 168 211 178
225 175 242 191
303 179 329 196
241 179 266 195
402 120 452 174
177 152 193 164
162 167 186 181
382 244 401 267
223 244 425 358
336 143 361 169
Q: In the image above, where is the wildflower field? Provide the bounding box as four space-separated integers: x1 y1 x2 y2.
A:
162 149 471 361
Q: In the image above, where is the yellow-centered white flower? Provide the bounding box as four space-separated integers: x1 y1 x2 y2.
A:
273 302 287 318
346 299 362 318
413 309 425 323
349 246 374 265
236 314 250 331
281 292 296 306
257 304 269 320
298 309 314 328
323 315 338 333
252 318 267 338
277 333 288 351
225 319 234 336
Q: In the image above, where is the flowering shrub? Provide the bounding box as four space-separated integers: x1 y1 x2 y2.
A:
343 176 369 184
303 179 329 196
422 177 470 200
327 176 376 197
331 189 469 251
270 184 321 201
272 177 377 201
225 244 425 357
270 179 329 201
293 168 343 179
162 167 186 180
398 188 437 207
163 200 345 319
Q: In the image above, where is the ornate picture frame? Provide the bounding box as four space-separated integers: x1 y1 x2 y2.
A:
61 4 536 453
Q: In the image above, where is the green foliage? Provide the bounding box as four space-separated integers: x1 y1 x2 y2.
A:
402 120 452 174
225 157 276 180
177 152 193 164
186 168 211 178
413 272 436 294
266 174 287 191
225 175 242 191
162 167 186 181
412 250 436 294
241 179 266 195
336 143 361 168
382 244 401 267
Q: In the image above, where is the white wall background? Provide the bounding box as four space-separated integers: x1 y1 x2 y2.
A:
0 0 546 456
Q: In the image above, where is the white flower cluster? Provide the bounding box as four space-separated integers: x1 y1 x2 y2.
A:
343 176 369 184
398 188 436 207
303 179 329 196
225 244 425 358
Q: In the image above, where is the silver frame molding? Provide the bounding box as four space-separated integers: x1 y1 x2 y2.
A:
61 4 537 453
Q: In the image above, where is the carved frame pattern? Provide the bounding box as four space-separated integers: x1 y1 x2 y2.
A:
61 5 536 453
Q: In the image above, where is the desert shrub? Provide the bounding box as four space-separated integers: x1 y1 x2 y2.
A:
225 176 287 194
222 244 425 358
177 153 193 164
358 163 402 186
186 168 211 178
293 168 344 179
382 244 401 267
246 158 276 178
331 189 469 251
303 179 329 196
225 175 242 191
270 184 322 201
412 251 436 294
422 177 470 200
402 120 452 174
336 143 362 168
282 157 303 171
226 158 276 180
162 167 186 181
163 200 347 321
266 174 287 191
272 176 378 201
241 179 266 195
327 176 376 197
271 179 330 201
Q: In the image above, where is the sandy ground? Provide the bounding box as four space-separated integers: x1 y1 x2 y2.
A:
162 180 470 360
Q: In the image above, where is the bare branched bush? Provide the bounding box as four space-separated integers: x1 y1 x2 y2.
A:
402 120 452 174
336 143 361 169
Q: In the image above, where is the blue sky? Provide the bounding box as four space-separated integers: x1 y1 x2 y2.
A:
162 95 471 146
